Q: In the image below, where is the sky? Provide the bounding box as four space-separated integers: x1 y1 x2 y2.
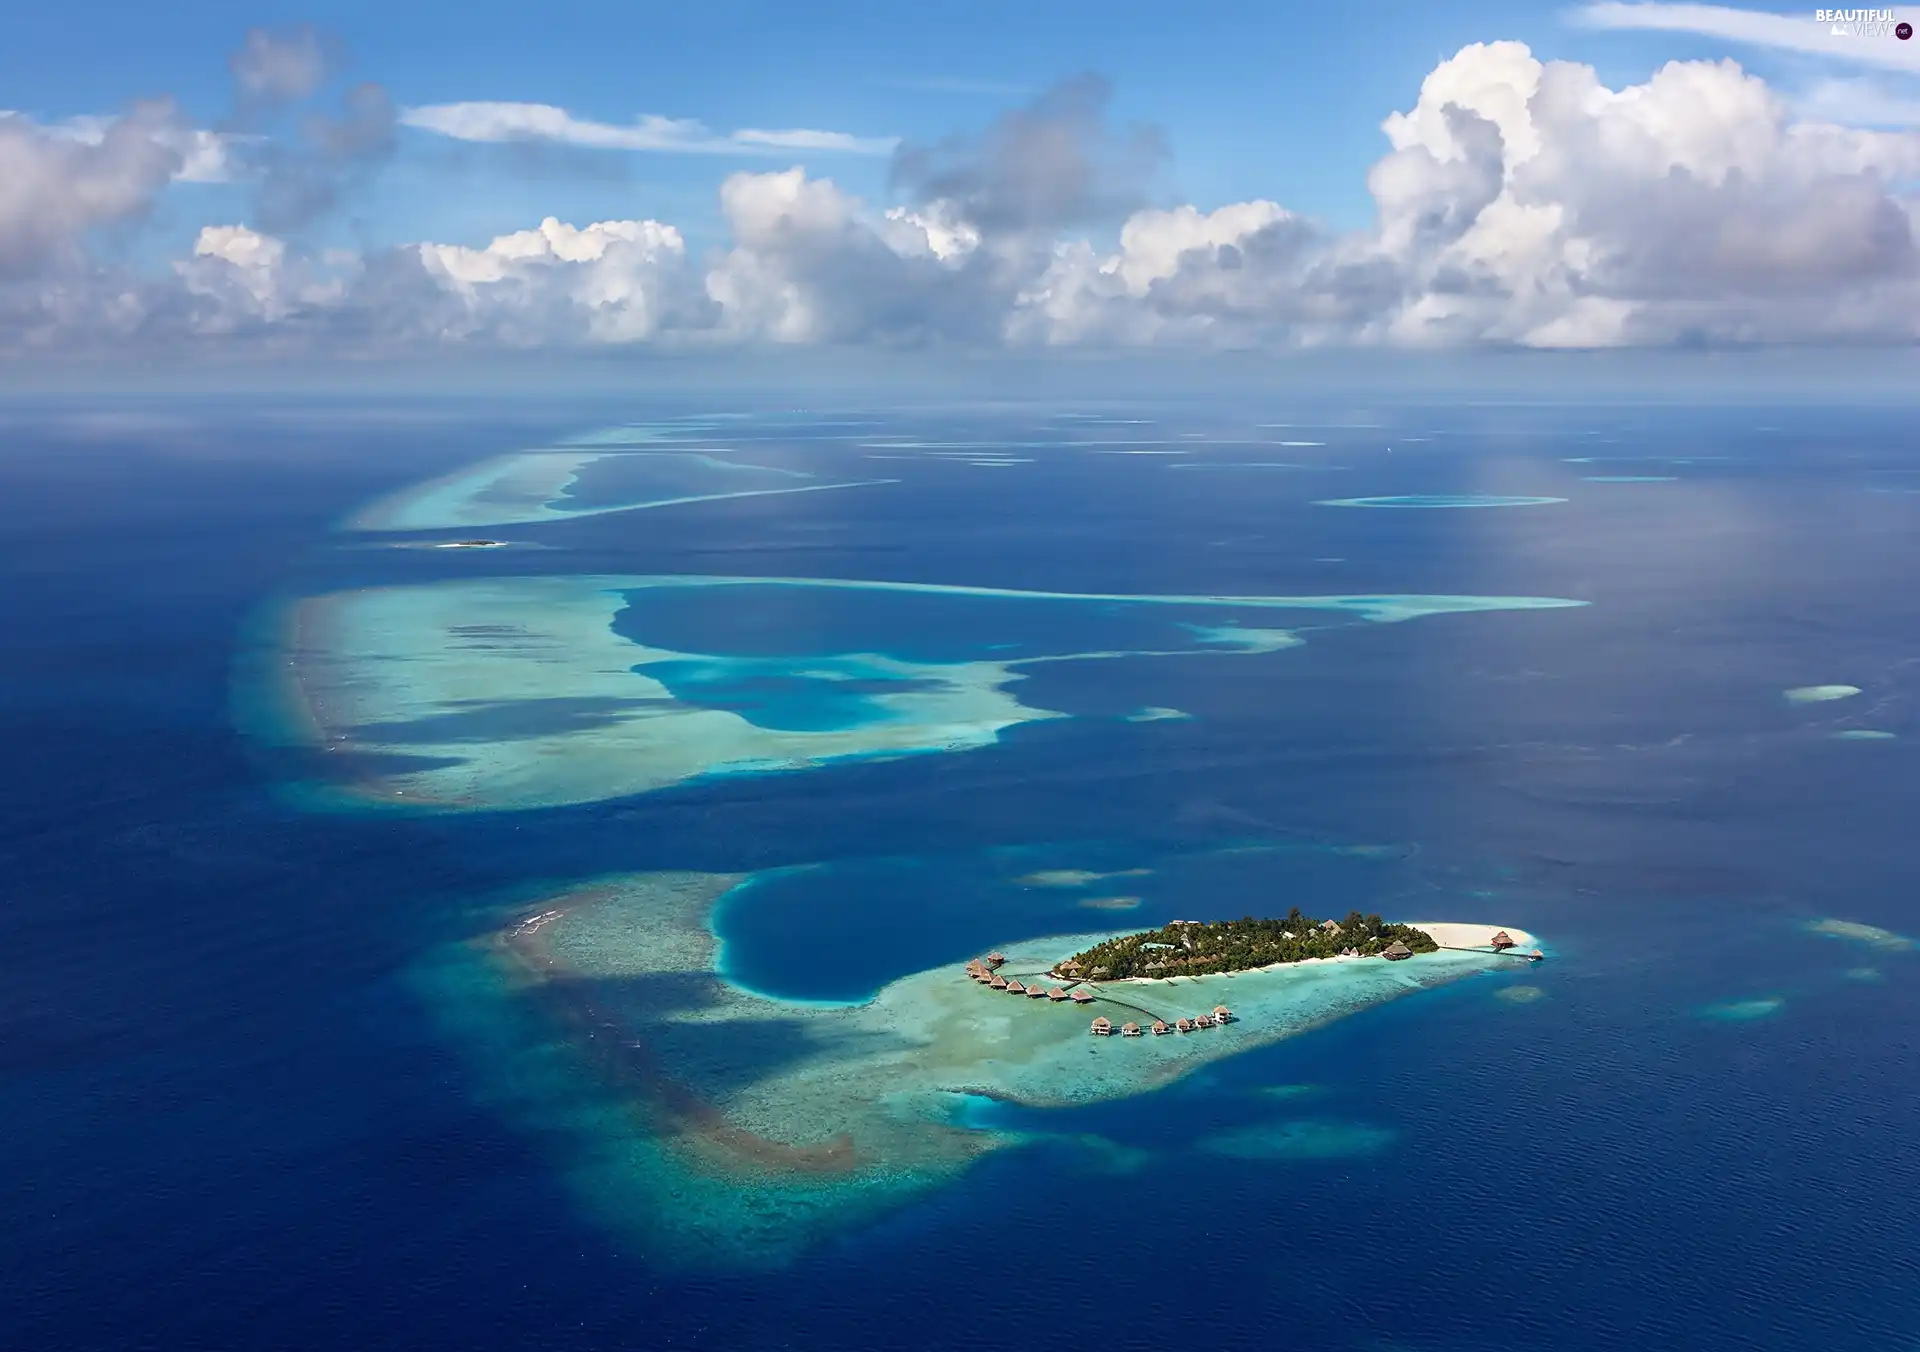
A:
8 1 1920 384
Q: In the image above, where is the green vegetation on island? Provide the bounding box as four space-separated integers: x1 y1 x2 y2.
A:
1056 909 1439 980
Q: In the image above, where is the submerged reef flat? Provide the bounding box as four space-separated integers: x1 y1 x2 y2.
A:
1701 996 1785 1021
1197 1118 1397 1160
1315 494 1567 509
432 870 1540 1267
1017 868 1153 888
1784 684 1861 704
1806 918 1914 951
346 449 896 532
261 574 1586 812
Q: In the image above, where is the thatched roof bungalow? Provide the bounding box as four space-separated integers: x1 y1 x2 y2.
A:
1490 930 1515 950
1175 1018 1194 1032
1152 1020 1170 1035
1005 980 1026 995
989 975 1008 989
1212 1005 1231 1023
1121 1022 1142 1037
1382 940 1413 961
1046 987 1069 1002
1091 1016 1113 1036
1070 988 1094 1004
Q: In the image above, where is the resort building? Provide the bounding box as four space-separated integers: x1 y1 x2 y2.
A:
1175 1018 1194 1032
986 952 1007 967
1091 1017 1113 1036
1152 1020 1171 1035
1070 988 1095 1005
989 975 1008 989
1212 1005 1231 1024
1121 1022 1142 1037
1490 930 1515 950
1026 983 1047 998
1319 919 1343 935
1005 980 1027 995
1382 940 1413 961
1046 987 1069 1002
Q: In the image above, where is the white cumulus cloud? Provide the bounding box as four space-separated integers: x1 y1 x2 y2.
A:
7 44 1920 355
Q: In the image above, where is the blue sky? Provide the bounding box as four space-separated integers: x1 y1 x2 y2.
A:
6 2 1920 369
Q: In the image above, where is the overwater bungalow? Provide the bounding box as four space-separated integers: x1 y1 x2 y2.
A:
989 975 1009 990
1212 1005 1231 1024
1121 1021 1142 1037
1005 980 1027 995
1070 988 1095 1004
1175 1018 1194 1032
987 952 1007 967
1490 930 1515 950
1091 1016 1113 1036
1046 987 1069 1002
1026 983 1047 998
1530 949 1544 961
1382 940 1413 961
1152 1020 1171 1035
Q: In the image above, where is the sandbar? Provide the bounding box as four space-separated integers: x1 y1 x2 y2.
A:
1784 685 1861 703
346 449 896 532
1315 494 1566 509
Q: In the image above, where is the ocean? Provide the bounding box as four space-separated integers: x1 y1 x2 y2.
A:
4 396 1918 1351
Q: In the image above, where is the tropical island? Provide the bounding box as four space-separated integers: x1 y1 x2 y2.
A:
1054 909 1446 980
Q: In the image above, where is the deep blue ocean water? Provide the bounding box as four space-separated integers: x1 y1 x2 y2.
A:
5 397 1920 1351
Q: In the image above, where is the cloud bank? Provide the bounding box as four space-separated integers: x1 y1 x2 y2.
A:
7 40 1920 356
